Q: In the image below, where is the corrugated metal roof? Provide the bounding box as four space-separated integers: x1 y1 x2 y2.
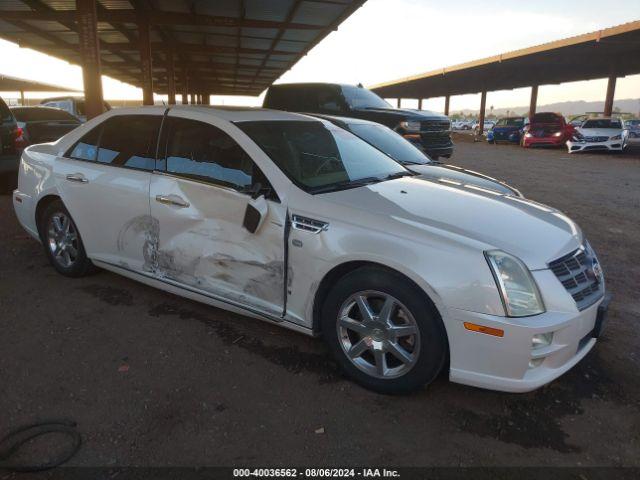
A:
0 0 366 96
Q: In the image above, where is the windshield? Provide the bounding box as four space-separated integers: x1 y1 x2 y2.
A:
496 117 524 127
341 86 391 109
237 120 409 193
348 123 430 165
582 119 622 129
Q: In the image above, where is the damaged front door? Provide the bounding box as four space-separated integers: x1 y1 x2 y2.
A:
149 116 287 317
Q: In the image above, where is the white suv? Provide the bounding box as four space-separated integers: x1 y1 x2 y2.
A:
12 106 609 393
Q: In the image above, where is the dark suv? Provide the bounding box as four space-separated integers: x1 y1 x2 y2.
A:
263 83 453 159
1 96 20 176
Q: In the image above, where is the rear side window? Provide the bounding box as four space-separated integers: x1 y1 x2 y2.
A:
68 126 101 161
160 117 254 191
265 86 320 112
66 115 162 170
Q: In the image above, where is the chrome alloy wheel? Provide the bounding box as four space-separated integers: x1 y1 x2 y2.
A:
337 291 421 379
46 212 79 268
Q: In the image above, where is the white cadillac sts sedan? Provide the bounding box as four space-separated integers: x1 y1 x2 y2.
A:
13 106 610 393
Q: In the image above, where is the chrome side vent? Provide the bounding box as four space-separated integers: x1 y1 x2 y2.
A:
291 215 328 234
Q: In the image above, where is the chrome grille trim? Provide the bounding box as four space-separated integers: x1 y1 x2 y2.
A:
548 243 604 311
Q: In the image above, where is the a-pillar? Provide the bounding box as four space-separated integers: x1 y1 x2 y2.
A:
76 0 104 119
137 14 154 105
604 75 617 117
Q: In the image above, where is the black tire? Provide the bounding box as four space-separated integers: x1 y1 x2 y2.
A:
321 266 448 394
38 199 95 277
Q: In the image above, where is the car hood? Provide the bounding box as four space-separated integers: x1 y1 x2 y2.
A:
319 177 581 269
354 107 449 121
406 164 521 197
577 128 622 137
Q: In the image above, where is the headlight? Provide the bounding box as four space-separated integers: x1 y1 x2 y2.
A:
399 121 421 132
524 132 532 138
553 131 563 137
610 134 622 140
485 250 545 317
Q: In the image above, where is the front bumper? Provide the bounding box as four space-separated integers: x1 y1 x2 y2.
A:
567 139 625 153
447 295 607 392
522 135 566 147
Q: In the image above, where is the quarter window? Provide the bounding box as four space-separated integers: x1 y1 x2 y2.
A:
68 125 101 161
161 117 254 191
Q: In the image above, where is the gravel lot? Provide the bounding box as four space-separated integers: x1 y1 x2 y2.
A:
1 137 639 469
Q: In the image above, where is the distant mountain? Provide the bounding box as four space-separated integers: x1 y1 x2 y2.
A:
451 98 640 117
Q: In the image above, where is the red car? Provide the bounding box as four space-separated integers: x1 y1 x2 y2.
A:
521 112 575 148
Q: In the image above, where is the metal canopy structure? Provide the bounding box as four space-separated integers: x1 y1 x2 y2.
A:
0 73 77 92
0 0 366 115
370 21 640 125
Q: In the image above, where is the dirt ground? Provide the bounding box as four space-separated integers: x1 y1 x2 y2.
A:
0 137 639 469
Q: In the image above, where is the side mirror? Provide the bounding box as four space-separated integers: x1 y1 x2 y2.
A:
243 194 268 234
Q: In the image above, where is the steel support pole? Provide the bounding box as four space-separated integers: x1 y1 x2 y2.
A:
137 15 154 105
181 67 188 104
444 95 450 116
20 90 25 106
76 0 104 119
166 49 176 105
604 75 617 117
478 91 487 136
418 98 422 110
190 93 195 104
529 85 538 120
397 98 401 108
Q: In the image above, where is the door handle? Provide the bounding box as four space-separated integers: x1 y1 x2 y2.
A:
155 194 190 208
65 173 88 183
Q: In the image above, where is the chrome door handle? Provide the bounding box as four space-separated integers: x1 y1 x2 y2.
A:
155 194 190 208
66 173 88 183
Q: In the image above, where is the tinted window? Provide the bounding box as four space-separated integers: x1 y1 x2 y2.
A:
96 115 161 170
265 86 318 111
0 98 13 123
317 88 344 112
341 86 390 109
68 125 101 161
11 107 80 122
237 120 407 192
531 113 562 124
348 123 430 165
162 118 254 190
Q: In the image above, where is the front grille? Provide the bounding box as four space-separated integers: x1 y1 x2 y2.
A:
548 243 604 310
584 136 609 142
420 120 450 132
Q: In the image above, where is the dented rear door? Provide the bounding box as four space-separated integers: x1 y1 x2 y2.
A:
149 115 287 317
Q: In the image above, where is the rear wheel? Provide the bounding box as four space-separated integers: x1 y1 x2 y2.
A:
39 200 95 277
321 266 447 394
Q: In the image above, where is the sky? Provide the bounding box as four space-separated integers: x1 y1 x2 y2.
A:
1 0 639 112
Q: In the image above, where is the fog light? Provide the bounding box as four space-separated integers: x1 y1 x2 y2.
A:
528 358 544 369
532 333 553 349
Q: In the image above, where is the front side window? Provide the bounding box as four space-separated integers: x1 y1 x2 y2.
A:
237 120 408 193
348 123 430 165
341 86 391 109
161 117 254 191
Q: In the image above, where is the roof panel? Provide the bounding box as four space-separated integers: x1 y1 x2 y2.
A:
0 0 366 95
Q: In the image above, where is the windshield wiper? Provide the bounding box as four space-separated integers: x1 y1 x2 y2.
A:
310 171 414 194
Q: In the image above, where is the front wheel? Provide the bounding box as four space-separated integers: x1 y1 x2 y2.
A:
321 267 448 394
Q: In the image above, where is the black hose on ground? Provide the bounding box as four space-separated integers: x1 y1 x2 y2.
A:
0 418 81 472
